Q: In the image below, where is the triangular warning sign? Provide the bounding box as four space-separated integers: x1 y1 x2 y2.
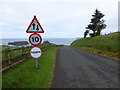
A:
26 15 44 33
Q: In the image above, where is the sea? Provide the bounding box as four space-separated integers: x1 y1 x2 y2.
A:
0 38 76 47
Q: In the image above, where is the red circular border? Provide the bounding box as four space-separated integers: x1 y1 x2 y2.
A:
29 33 42 46
30 46 42 59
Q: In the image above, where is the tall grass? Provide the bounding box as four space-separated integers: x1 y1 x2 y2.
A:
70 32 119 60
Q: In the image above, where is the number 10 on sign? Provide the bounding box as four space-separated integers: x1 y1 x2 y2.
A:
29 33 42 46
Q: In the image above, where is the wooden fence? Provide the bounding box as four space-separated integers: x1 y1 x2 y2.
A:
0 44 58 72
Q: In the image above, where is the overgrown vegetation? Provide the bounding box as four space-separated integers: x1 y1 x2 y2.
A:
71 32 119 60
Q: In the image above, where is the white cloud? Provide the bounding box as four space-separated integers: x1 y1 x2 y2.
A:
1 0 119 3
0 0 119 38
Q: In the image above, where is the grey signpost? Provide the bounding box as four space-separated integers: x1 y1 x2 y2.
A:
30 46 42 69
36 59 38 69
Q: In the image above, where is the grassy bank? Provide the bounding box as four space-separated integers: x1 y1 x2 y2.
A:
2 46 61 88
70 32 119 60
0 45 18 51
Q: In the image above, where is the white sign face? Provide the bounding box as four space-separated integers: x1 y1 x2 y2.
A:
30 47 42 59
29 34 42 46
28 19 43 32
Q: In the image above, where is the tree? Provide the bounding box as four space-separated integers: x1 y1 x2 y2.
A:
84 9 106 37
84 30 89 38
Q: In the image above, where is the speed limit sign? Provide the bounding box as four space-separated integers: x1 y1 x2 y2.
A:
29 33 42 46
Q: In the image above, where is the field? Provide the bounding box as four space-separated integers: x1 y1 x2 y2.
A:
2 46 60 88
70 32 119 60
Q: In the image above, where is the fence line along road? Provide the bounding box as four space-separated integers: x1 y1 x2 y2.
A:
1 44 58 72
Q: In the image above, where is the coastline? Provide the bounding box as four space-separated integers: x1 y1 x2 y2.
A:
0 38 76 46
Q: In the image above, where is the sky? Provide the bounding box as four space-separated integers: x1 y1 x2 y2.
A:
0 0 119 39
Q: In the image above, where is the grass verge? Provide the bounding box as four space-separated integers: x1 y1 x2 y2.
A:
0 45 18 51
2 46 61 88
70 32 119 60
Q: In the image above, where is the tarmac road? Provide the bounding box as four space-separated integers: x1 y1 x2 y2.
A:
51 47 119 88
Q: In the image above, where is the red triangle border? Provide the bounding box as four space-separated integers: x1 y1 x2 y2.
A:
26 16 44 33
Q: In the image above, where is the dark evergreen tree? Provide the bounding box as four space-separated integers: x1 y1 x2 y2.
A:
85 9 106 37
84 30 89 38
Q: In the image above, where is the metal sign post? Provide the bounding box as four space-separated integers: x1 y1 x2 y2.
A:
36 59 38 69
30 46 42 69
26 15 44 70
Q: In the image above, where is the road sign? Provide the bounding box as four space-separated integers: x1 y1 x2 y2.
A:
26 15 44 69
26 15 44 33
30 46 42 59
29 33 42 46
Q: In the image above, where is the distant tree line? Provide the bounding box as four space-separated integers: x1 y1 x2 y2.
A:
84 9 107 38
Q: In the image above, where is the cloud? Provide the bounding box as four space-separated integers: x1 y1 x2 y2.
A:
0 0 119 38
1 0 119 3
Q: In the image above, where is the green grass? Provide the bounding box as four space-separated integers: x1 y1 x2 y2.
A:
2 46 61 88
1 47 30 60
70 32 119 60
0 45 19 60
1 41 53 60
0 45 18 51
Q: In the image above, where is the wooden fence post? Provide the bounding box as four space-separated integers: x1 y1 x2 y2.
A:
22 47 25 55
22 46 26 59
5 48 11 67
